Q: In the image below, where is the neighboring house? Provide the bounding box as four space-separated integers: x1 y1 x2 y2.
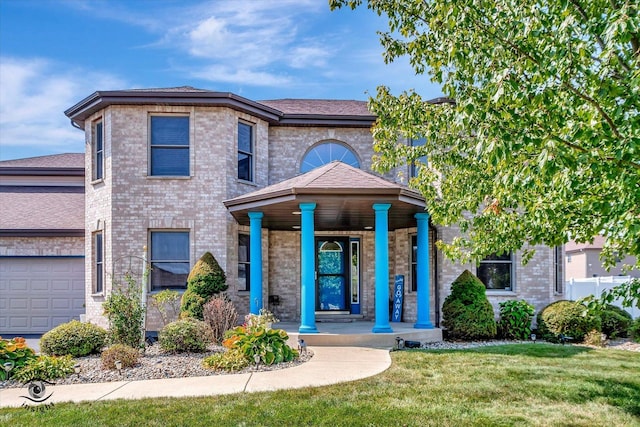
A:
0 154 85 334
565 236 639 280
61 86 563 333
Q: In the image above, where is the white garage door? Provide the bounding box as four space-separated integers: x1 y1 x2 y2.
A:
0 257 85 334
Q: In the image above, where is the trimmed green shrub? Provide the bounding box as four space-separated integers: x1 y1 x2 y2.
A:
498 300 535 340
0 336 36 380
103 274 145 349
13 355 74 383
40 320 108 357
442 270 497 340
180 252 228 320
179 289 207 320
630 318 640 343
159 319 214 353
537 300 601 343
599 305 632 339
101 344 140 370
202 348 249 372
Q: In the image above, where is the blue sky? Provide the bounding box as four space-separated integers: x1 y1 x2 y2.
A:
0 0 443 161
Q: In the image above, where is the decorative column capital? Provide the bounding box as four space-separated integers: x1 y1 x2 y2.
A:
248 211 264 219
372 203 391 212
414 212 430 221
299 202 316 211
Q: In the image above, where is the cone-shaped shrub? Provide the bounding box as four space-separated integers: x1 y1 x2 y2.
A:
442 270 497 340
180 252 227 320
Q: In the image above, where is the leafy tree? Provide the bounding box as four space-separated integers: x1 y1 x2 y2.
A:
330 0 640 272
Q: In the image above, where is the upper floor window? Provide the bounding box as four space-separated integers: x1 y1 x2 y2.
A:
477 252 514 291
149 116 189 176
93 121 104 181
150 230 190 290
238 122 254 182
300 141 360 173
409 137 427 178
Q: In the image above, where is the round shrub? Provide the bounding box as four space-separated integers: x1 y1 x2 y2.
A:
159 319 213 353
101 344 140 370
40 320 108 357
599 305 632 339
442 270 497 340
202 348 249 372
537 300 601 343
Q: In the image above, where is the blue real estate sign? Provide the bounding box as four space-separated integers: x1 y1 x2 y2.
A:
392 275 404 322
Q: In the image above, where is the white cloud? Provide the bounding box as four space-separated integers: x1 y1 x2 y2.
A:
0 57 126 159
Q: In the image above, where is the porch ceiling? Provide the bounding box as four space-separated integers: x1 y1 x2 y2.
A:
224 162 427 231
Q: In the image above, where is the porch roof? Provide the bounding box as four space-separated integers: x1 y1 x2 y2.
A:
223 162 427 231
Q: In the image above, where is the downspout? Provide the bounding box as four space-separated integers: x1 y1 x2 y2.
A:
430 223 440 327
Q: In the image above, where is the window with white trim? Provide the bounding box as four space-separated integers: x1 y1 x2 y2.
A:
94 231 104 294
300 141 360 173
238 122 254 182
93 120 104 181
149 231 190 290
149 115 190 176
409 137 427 178
238 233 250 291
477 252 514 291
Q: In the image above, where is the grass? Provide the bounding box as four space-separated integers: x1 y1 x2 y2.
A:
1 344 638 426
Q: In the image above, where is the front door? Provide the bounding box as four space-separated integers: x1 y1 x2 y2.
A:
316 237 350 311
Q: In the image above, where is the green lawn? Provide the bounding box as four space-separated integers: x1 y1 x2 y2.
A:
1 344 638 426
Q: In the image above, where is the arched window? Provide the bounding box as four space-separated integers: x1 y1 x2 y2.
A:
300 141 360 173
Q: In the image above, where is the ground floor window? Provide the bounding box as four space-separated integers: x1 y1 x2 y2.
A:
94 231 103 294
350 239 360 305
477 252 514 291
238 233 250 291
149 230 190 290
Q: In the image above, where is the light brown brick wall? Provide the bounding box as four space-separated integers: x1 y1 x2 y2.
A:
0 236 83 256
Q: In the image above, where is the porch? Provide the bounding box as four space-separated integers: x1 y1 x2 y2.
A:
280 321 442 348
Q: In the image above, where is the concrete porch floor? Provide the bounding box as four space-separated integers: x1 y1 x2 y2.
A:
279 321 442 348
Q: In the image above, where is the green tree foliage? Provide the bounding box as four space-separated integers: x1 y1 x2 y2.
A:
331 0 640 271
442 270 497 340
180 252 228 320
103 274 145 349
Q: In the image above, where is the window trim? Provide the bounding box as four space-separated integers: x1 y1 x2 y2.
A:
148 114 191 177
92 120 104 182
410 234 418 292
237 121 254 182
477 252 515 292
409 137 427 179
149 230 190 291
93 231 104 294
238 233 250 292
299 140 361 173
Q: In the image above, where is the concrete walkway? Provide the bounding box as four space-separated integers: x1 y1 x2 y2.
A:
0 346 391 408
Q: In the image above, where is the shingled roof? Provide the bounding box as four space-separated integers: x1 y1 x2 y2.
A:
0 153 84 169
258 99 372 116
0 154 85 236
224 161 426 231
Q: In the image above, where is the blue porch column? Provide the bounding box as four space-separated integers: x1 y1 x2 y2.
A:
372 203 393 333
414 213 434 329
248 212 263 315
299 202 318 333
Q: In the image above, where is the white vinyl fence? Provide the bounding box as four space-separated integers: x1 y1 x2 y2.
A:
566 276 639 319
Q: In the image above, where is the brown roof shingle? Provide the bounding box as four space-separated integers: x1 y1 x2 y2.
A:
258 99 371 116
0 189 84 231
0 153 84 169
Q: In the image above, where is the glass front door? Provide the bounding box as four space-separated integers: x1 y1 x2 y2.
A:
316 237 350 311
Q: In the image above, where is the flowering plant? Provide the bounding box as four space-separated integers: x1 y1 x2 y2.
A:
0 336 36 380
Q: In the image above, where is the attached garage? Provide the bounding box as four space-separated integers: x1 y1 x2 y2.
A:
0 153 86 335
0 257 85 334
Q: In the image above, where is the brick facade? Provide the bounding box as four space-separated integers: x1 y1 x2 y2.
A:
75 90 562 331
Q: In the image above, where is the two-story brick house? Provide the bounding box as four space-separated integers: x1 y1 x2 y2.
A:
64 86 562 336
